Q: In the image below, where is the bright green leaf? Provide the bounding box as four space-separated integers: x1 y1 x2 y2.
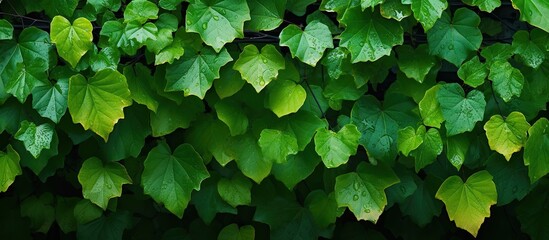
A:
186 0 250 52
419 84 444 128
68 69 132 142
481 42 514 65
217 174 253 208
279 21 334 67
165 47 232 99
265 80 307 117
511 0 549 33
246 0 286 31
463 0 501 12
335 163 400 222
411 0 448 31
410 127 443 172
435 170 497 237
397 126 424 156
14 121 54 158
484 112 530 160
141 142 209 218
457 56 488 87
226 134 272 183
233 44 285 92
78 157 132 209
446 134 470 170
427 8 482 66
437 83 486 136
259 129 298 164
0 145 21 193
87 0 121 11
51 16 93 68
124 0 159 24
524 118 549 183
90 47 120 72
314 124 360 168
512 30 546 69
0 20 13 40
125 21 158 43
488 60 524 102
340 7 403 63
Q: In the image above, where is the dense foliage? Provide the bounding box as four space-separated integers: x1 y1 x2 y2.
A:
1 0 549 239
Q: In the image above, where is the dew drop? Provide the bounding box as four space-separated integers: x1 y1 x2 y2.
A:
400 185 407 194
528 10 533 16
202 23 207 29
448 44 455 50
161 184 167 190
361 191 367 196
213 15 219 21
105 184 112 189
353 181 360 191
184 88 190 94
259 79 265 86
186 20 192 25
221 9 227 15
364 208 371 213
262 59 268 64
353 195 359 201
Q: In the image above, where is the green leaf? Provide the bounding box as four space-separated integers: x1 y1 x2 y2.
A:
76 211 131 240
279 21 334 67
259 129 298 164
20 194 55 233
233 44 285 92
435 170 497 237
165 47 232 99
124 0 159 24
411 0 448 31
51 16 93 68
186 0 250 52
191 174 236 224
90 47 120 72
399 176 443 227
436 83 486 136
486 155 530 205
427 8 482 66
0 20 14 40
100 20 139 55
217 174 253 208
397 126 424 156
141 142 209 218
511 0 549 33
227 134 272 183
215 62 246 99
516 179 549 240
68 69 132 142
246 0 286 31
265 80 307 117
335 163 400 222
457 56 488 87
0 27 51 103
524 118 549 183
419 84 444 128
125 21 158 44
14 121 54 158
380 0 412 21
410 127 443 172
184 115 232 165
320 0 361 20
340 7 403 63
314 124 361 168
446 134 470 170
150 97 204 137
31 79 68 124
512 30 546 69
0 145 21 193
87 0 121 11
305 190 340 228
272 144 320 190
41 0 78 18
215 99 249 136
481 42 514 65
351 95 420 164
484 112 530 160
123 63 159 113
78 157 132 209
286 0 316 16
396 45 436 83
462 0 501 12
488 60 524 102
159 0 184 10
218 224 255 240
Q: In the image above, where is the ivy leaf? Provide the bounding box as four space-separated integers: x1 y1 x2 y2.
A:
41 0 78 18
351 95 420 164
410 127 443 172
78 157 132 210
462 0 501 12
50 16 93 68
512 30 546 69
123 0 159 24
125 22 158 44
516 179 549 240
399 176 443 227
272 144 321 190
380 0 412 21
524 118 549 183
141 142 209 218
68 69 132 142
314 124 361 168
233 44 285 92
488 60 524 102
218 224 255 240
435 170 497 237
335 163 400 222
320 0 360 20
150 97 204 137
360 0 383 9
159 0 184 10
427 8 482 66
279 21 334 67
446 134 470 170
123 63 159 113
0 20 14 40
511 0 549 33
397 126 424 157
0 145 21 193
484 112 530 161
87 0 121 11
265 80 307 117
436 83 486 136
89 47 120 72
76 211 131 240
0 27 51 103
258 129 298 164
481 42 514 65
227 134 272 183
486 155 530 205
457 56 487 88
100 21 139 56
31 78 69 124
410 0 448 31
305 190 340 228
186 0 250 52
286 0 317 16
340 7 403 63
191 174 236 224
217 174 253 208
215 99 249 136
14 121 54 158
246 0 286 31
419 84 444 128
396 44 436 83
165 47 232 99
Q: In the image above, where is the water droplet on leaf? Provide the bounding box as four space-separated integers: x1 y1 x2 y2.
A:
213 15 219 21
361 191 367 196
262 59 268 64
186 20 192 25
353 195 359 201
353 181 360 191
399 185 407 194
364 208 371 213
448 44 455 50
105 184 112 189
202 23 207 29
259 79 265 86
